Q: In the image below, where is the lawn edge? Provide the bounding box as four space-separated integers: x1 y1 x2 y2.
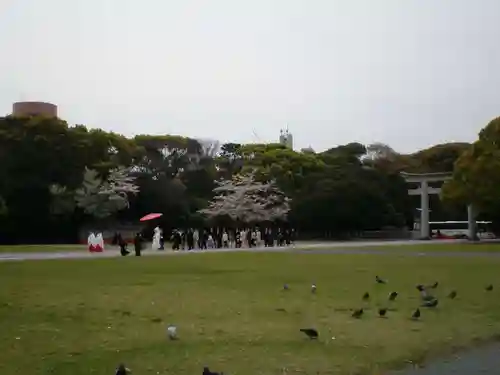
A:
381 333 500 375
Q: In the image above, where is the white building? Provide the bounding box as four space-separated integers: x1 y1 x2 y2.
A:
279 129 293 149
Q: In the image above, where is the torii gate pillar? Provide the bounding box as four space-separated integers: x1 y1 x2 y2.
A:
401 172 477 240
467 205 478 241
419 180 430 239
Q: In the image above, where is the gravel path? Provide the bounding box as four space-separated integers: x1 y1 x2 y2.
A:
1 239 500 262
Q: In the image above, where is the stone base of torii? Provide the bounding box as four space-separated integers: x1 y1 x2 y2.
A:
401 172 477 241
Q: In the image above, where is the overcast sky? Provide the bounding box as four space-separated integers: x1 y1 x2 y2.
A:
1 0 499 153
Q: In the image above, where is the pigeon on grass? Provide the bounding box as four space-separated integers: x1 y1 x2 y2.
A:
388 292 398 301
378 308 388 318
300 328 319 339
203 366 224 375
167 325 178 340
352 308 364 319
411 308 421 320
421 298 438 308
116 364 131 375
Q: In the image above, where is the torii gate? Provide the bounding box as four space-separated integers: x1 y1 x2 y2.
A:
400 172 477 240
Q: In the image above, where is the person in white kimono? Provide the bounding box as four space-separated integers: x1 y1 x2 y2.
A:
193 229 199 249
255 228 262 247
222 231 229 248
207 234 214 249
152 226 161 250
240 229 246 247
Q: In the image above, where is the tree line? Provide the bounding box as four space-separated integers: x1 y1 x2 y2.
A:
0 114 498 244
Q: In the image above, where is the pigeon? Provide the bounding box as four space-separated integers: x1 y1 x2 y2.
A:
378 308 388 317
421 294 435 302
417 285 434 301
300 328 319 339
283 283 289 291
486 284 493 291
411 308 421 320
422 298 438 308
116 364 130 375
388 291 398 301
448 290 457 299
203 367 224 375
311 284 317 293
375 275 387 284
167 325 178 340
429 282 439 289
352 308 364 319
362 292 370 301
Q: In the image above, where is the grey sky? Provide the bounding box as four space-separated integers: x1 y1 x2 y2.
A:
1 0 499 153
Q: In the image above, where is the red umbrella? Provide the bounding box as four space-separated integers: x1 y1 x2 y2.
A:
140 213 163 222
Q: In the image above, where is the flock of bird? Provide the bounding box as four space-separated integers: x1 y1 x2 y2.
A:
298 276 495 340
114 277 495 374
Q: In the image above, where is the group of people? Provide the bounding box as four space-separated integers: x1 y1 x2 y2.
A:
169 227 295 250
113 232 145 256
112 227 296 256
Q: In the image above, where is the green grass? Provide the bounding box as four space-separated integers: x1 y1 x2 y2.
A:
0 244 87 253
1 252 500 375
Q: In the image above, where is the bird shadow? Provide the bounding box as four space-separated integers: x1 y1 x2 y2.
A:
333 307 351 312
111 309 133 317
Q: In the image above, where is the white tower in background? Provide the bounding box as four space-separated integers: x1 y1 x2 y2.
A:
279 127 293 149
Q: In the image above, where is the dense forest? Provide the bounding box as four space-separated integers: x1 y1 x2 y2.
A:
0 114 499 244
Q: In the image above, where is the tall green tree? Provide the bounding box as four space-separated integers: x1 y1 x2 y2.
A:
129 135 216 229
239 143 325 194
442 117 500 226
216 142 243 179
0 116 85 242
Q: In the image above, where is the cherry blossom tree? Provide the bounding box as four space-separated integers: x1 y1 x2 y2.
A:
198 173 290 223
50 166 139 219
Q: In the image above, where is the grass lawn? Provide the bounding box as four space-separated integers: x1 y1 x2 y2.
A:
1 252 500 375
0 244 88 253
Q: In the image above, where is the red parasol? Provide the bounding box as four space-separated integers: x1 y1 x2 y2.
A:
140 213 163 222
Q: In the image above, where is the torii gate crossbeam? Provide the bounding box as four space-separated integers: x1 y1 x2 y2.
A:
400 172 477 240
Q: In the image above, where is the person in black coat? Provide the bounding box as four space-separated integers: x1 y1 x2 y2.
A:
159 230 165 250
117 233 129 256
187 229 194 250
134 232 142 256
171 230 181 250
